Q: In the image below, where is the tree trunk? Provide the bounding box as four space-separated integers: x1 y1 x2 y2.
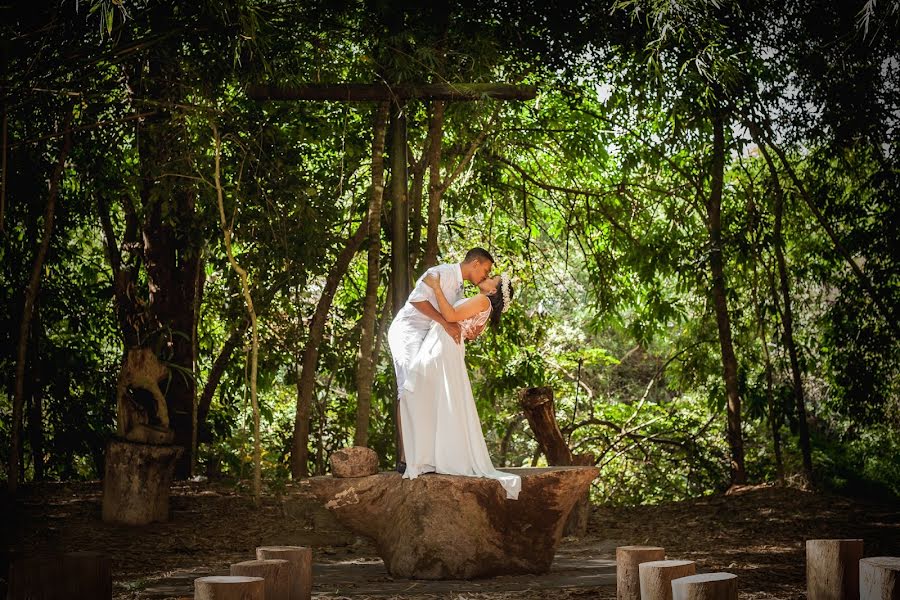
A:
198 325 245 430
134 7 205 477
751 249 784 482
27 303 44 481
520 387 575 464
422 100 446 270
8 107 72 494
755 139 814 481
707 111 746 485
355 102 390 448
292 218 369 478
197 278 293 436
389 101 410 315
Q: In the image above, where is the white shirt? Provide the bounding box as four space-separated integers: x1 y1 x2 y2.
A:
394 263 464 334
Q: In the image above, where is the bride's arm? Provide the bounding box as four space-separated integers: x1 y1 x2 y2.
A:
425 273 489 322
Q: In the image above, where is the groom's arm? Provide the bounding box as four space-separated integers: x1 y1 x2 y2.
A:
411 301 462 343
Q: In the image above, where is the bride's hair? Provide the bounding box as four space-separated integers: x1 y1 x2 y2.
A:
488 277 513 327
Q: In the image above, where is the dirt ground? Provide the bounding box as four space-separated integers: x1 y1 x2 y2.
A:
3 479 898 599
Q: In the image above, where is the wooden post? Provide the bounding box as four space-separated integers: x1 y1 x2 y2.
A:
102 438 182 524
194 576 264 600
859 557 900 600
231 559 291 600
256 546 313 600
616 546 666 600
671 573 738 600
806 539 864 600
389 99 410 316
639 560 696 600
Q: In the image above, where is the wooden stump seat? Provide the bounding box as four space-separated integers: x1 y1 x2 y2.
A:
859 557 900 600
6 551 112 600
671 572 738 600
230 559 291 600
256 546 313 600
194 575 264 600
639 559 696 600
806 538 864 600
616 545 666 600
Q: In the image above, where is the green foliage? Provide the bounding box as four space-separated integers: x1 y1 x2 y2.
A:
2 0 897 504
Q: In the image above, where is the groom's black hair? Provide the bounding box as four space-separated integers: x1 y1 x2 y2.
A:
464 247 494 264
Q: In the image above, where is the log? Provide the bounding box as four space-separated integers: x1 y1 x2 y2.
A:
617 546 666 600
519 387 595 537
806 539 864 600
6 552 111 599
671 573 738 600
638 560 696 600
256 546 313 600
246 83 537 102
859 557 900 600
102 438 183 525
194 576 264 600
230 559 292 600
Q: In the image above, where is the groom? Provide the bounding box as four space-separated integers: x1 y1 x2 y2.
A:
387 247 494 470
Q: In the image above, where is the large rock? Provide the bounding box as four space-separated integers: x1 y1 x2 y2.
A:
330 446 379 478
301 466 598 579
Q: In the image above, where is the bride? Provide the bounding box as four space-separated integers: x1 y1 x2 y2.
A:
399 271 521 500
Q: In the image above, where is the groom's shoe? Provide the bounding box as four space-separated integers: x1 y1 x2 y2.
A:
396 461 406 475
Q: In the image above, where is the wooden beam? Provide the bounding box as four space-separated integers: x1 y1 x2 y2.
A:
246 83 537 102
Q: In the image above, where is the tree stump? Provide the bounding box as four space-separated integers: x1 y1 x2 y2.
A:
519 386 595 537
256 546 313 600
671 573 738 600
7 555 59 599
62 551 112 599
639 560 696 600
6 552 111 599
806 539 864 600
194 576 264 600
859 557 900 600
231 559 292 600
617 546 666 600
102 438 183 525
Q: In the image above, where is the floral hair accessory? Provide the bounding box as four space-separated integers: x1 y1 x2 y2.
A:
500 273 511 313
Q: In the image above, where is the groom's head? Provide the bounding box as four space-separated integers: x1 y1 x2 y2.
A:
461 247 494 284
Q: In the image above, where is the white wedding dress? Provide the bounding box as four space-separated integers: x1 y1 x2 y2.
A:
399 300 521 500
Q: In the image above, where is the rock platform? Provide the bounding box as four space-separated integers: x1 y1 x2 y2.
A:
301 466 599 579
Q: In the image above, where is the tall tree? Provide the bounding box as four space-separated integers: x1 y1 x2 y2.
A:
8 108 72 493
355 102 390 447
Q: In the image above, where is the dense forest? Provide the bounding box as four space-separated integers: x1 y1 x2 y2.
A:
2 0 898 507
